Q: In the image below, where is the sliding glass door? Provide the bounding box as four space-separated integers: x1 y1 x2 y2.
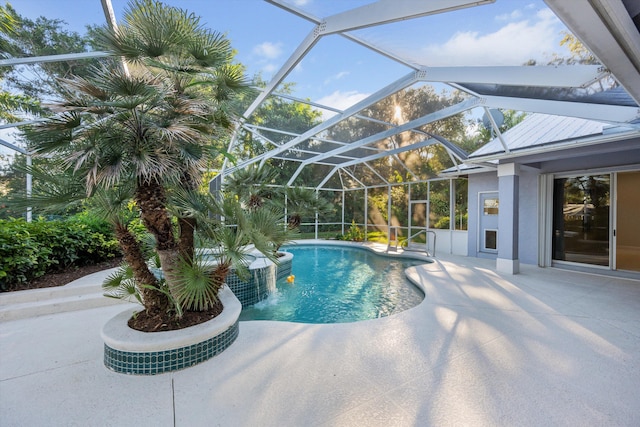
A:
552 175 610 267
616 171 640 272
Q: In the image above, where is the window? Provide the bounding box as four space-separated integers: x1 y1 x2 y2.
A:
483 198 499 215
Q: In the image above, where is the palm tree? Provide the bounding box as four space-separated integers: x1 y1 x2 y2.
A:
28 0 276 323
223 165 333 231
223 164 280 210
283 187 333 230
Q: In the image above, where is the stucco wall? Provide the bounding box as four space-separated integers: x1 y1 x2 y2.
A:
518 169 538 265
467 172 498 259
467 169 538 265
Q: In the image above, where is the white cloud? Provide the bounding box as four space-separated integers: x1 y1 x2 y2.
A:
250 41 285 78
252 41 283 60
262 63 278 74
496 10 522 21
418 8 562 66
323 71 350 85
315 90 370 119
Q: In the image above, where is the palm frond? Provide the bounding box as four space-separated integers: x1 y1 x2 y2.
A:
5 160 87 213
102 264 143 304
247 207 292 261
172 257 221 311
187 29 233 68
90 186 136 225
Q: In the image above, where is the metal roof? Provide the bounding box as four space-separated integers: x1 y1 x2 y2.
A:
470 113 609 158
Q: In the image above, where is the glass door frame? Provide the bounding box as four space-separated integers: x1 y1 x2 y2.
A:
550 172 612 269
541 167 640 272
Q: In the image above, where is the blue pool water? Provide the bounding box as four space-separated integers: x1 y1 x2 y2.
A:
239 245 427 324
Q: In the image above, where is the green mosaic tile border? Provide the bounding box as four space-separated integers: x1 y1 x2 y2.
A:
225 257 291 307
104 320 239 375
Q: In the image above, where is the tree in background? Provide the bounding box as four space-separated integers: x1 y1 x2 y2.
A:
1 3 105 100
1 2 104 218
0 3 43 122
465 109 527 149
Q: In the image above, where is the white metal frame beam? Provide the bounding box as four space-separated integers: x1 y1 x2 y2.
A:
285 98 479 185
271 91 402 128
0 51 111 67
339 138 440 168
241 30 319 120
226 71 420 175
482 95 640 123
229 0 495 177
545 0 640 105
313 0 496 35
417 65 609 88
266 0 494 70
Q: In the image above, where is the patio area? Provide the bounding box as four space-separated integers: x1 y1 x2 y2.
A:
1 246 639 426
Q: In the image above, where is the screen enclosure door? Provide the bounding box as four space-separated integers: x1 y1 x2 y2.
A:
409 201 427 244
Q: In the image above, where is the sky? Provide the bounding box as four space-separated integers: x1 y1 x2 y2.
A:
3 0 572 155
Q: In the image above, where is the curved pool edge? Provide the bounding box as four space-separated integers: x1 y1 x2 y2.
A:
283 239 433 262
242 239 434 324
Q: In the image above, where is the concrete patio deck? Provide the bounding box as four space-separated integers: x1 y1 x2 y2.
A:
1 250 639 426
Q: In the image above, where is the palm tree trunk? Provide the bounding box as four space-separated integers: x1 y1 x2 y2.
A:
177 172 198 264
135 180 176 251
114 222 169 313
178 216 196 263
135 180 183 308
288 214 301 229
156 247 181 303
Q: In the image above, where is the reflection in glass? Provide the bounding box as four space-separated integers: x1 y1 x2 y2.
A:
552 175 610 266
483 198 499 215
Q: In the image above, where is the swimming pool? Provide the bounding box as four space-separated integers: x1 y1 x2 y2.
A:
239 244 427 324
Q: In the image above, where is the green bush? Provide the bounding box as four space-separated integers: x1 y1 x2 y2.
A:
0 217 121 291
343 220 364 242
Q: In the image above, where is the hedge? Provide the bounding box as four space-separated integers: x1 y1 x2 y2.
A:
0 217 121 291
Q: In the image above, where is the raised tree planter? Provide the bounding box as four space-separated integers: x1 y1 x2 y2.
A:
101 285 241 375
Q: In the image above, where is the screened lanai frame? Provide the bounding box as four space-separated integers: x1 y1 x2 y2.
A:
2 0 639 250
215 0 640 248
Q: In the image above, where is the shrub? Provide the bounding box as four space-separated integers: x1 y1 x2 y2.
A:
344 220 364 242
0 217 121 291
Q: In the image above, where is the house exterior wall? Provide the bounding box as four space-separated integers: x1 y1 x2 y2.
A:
467 172 498 259
467 168 539 265
518 169 539 265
